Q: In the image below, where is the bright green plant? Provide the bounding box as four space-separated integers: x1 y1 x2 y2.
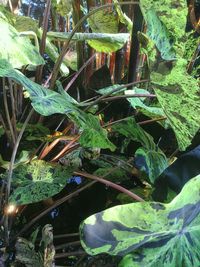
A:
140 0 200 151
1 159 74 205
112 117 168 183
80 174 200 267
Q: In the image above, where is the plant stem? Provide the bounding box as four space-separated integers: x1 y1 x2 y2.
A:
64 53 97 92
2 78 16 146
36 0 51 84
138 117 167 125
8 79 17 140
97 93 156 103
84 79 150 109
0 114 10 142
55 251 86 259
16 181 96 237
74 171 144 202
53 233 79 240
55 240 80 250
104 116 167 128
4 109 34 244
16 162 134 236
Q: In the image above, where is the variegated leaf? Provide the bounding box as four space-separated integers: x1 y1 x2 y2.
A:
80 174 200 267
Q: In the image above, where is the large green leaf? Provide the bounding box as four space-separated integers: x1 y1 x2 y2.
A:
135 147 168 183
145 9 176 61
13 14 69 76
140 0 187 57
140 0 200 151
125 88 167 127
0 19 44 68
0 61 115 151
88 9 118 34
79 113 116 151
111 117 157 151
87 9 127 52
7 159 74 205
48 32 129 54
112 118 168 183
151 59 200 151
0 150 31 170
80 174 200 266
52 0 72 17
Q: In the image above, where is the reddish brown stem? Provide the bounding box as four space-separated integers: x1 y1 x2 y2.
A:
74 171 144 202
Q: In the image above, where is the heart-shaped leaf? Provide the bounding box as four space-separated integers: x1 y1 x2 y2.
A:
8 160 74 205
0 61 115 151
80 174 200 267
0 19 44 68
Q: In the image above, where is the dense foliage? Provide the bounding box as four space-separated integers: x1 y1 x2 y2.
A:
0 0 199 266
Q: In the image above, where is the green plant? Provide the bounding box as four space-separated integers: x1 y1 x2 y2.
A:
80 174 200 267
0 0 199 265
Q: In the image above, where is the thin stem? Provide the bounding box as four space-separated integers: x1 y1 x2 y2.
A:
54 233 79 239
50 135 80 162
65 53 97 92
84 79 149 110
74 171 144 202
138 117 167 125
96 93 156 103
55 240 80 250
36 0 52 84
2 78 16 145
8 79 17 140
0 114 10 141
16 181 96 237
55 251 86 259
4 109 34 244
49 1 139 89
104 116 167 128
16 161 132 236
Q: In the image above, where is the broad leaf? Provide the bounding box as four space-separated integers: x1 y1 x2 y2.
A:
0 150 31 170
0 61 115 151
0 19 44 68
17 123 50 142
79 113 116 151
125 88 167 127
140 0 187 57
112 118 168 183
113 0 132 33
87 34 129 53
52 0 72 17
134 147 168 183
15 224 55 267
151 59 200 151
8 160 74 205
145 9 176 61
87 9 128 52
111 117 157 151
13 15 69 76
48 32 129 53
140 0 200 150
88 9 118 34
80 174 200 266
